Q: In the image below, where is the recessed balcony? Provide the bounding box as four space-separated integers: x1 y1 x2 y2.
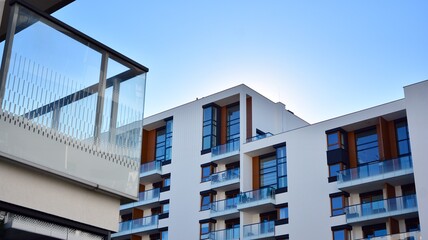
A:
337 156 414 192
345 194 418 224
212 138 240 164
120 188 160 214
210 227 240 240
111 215 159 239
355 231 421 240
237 188 275 212
243 221 275 240
211 168 240 190
210 197 239 219
140 160 162 184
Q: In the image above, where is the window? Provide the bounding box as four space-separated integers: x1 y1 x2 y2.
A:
200 192 215 211
155 128 166 161
225 218 240 239
396 120 411 156
327 131 345 150
329 163 342 178
162 203 169 213
201 164 214 182
202 105 219 151
360 190 384 216
260 154 277 189
161 230 168 240
405 218 420 232
276 145 287 189
362 223 387 238
332 229 348 240
226 104 240 141
356 128 379 165
330 194 347 216
165 118 173 161
276 203 289 225
200 222 213 240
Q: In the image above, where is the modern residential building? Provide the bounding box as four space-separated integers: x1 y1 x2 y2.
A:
0 0 148 239
114 80 427 240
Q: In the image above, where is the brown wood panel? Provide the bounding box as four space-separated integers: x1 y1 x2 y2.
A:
385 183 396 198
146 129 156 162
139 184 145 192
221 106 227 145
389 218 400 234
246 96 252 139
347 132 357 168
141 129 149 163
252 156 260 189
388 121 398 158
132 208 144 219
131 235 142 240
378 117 391 160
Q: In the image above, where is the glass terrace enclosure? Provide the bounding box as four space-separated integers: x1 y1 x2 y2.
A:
0 1 148 198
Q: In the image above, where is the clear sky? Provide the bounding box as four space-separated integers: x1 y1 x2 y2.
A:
54 0 428 123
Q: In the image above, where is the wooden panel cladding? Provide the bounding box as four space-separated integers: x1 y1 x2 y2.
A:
347 131 357 168
141 129 156 163
252 156 260 190
139 184 145 192
132 208 144 219
246 96 253 140
378 117 391 160
221 106 227 145
389 218 400 234
385 183 396 199
388 121 398 158
131 235 142 240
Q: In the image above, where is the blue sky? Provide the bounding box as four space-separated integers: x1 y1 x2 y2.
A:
54 1 428 123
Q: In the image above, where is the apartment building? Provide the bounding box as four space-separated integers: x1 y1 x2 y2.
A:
0 0 148 239
113 80 428 240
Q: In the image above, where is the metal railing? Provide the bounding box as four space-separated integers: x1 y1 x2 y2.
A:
337 156 413 184
211 197 238 214
210 227 240 240
211 168 240 185
243 221 275 238
345 194 418 221
140 160 162 174
238 187 275 205
355 231 421 240
117 215 158 233
246 132 273 143
212 138 240 157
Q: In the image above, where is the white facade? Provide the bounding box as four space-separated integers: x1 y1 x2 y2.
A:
114 80 427 240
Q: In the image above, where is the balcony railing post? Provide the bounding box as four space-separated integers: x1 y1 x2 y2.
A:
108 78 120 145
93 52 109 145
0 3 19 109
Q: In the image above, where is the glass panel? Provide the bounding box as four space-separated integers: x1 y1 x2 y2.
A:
279 207 289 219
333 229 345 240
329 164 341 177
328 132 339 150
356 128 379 164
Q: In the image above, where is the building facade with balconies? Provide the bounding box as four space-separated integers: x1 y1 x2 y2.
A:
113 80 428 240
0 1 148 239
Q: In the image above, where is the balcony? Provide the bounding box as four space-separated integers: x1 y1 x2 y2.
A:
237 188 275 212
210 227 240 240
120 188 160 213
355 231 421 240
111 215 158 239
345 194 418 224
210 197 239 219
0 1 148 199
243 221 275 240
337 156 414 192
140 160 162 184
211 168 240 190
212 138 240 164
246 132 273 143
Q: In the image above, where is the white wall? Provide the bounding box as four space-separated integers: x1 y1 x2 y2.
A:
0 160 120 231
404 80 428 238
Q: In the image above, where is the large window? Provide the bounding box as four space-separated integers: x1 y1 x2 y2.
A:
360 190 384 216
396 120 411 157
200 191 215 211
202 105 219 151
260 145 287 190
200 222 213 240
330 193 347 216
276 146 287 189
329 163 343 178
201 164 214 182
356 128 379 165
226 104 240 142
362 223 387 238
327 131 345 150
332 229 349 240
155 118 173 162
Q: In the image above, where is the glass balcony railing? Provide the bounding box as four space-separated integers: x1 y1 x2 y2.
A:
238 187 275 207
210 227 240 240
345 194 418 223
243 221 275 239
355 231 421 240
0 1 148 198
211 168 240 186
246 132 273 143
120 188 160 210
212 138 240 157
140 160 162 175
337 156 413 185
211 197 238 215
113 215 158 237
